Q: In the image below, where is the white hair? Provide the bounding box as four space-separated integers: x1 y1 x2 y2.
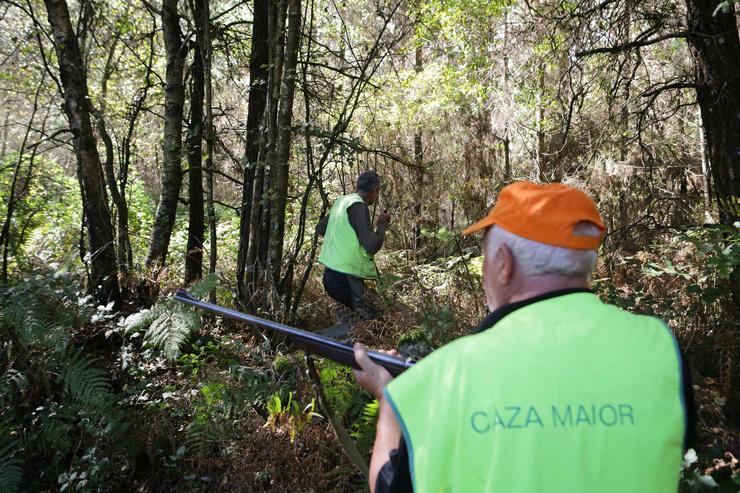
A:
485 224 599 278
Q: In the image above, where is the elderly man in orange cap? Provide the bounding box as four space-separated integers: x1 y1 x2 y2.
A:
352 182 695 493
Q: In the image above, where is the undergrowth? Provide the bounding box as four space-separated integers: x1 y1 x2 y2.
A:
0 224 737 490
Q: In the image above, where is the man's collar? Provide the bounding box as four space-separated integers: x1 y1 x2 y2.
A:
471 288 593 334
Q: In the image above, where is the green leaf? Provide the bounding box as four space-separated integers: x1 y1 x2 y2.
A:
123 308 157 334
0 442 22 493
64 354 113 406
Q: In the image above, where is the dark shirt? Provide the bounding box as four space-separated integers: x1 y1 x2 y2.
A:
375 289 698 493
317 202 387 255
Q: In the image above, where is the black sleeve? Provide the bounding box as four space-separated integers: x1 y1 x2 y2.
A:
680 349 698 451
375 437 413 493
316 215 329 237
347 202 387 255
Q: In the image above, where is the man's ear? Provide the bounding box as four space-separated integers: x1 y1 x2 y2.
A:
496 244 514 286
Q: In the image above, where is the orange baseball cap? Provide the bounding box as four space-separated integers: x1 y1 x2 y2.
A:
462 181 605 250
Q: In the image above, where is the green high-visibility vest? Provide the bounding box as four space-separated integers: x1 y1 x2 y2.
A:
384 292 685 493
318 193 378 279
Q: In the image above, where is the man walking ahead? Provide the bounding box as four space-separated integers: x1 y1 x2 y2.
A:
352 181 694 492
318 170 391 320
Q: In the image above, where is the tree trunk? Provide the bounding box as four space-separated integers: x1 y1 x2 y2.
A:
685 0 740 425
685 0 740 225
619 0 632 163
43 0 119 304
120 24 156 272
287 0 319 321
146 0 186 269
502 10 511 181
412 42 423 255
268 0 301 289
237 0 269 306
697 107 710 211
99 111 132 280
185 36 205 285
198 0 217 302
1 82 42 283
244 162 265 306
536 63 546 180
242 0 286 309
95 37 133 277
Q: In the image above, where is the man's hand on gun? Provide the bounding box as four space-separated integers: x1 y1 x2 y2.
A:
353 343 397 400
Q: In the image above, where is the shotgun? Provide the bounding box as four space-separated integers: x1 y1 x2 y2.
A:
174 289 414 376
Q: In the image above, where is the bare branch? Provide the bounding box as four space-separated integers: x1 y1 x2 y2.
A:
640 82 702 98
575 31 688 57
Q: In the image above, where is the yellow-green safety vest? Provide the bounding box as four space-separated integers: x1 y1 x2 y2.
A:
384 292 685 492
318 193 378 279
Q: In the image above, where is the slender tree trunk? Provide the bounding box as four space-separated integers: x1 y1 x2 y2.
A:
116 184 132 276
697 107 710 211
146 0 186 269
199 0 217 302
263 0 286 271
0 114 8 162
685 0 740 225
95 38 133 276
1 151 30 283
619 0 632 163
43 0 119 304
288 0 400 314
185 36 205 285
237 0 269 306
100 103 132 281
412 42 423 255
258 163 272 306
244 162 265 306
1 82 42 283
268 0 301 290
96 115 127 271
120 23 156 271
287 0 319 321
536 63 546 180
502 11 511 181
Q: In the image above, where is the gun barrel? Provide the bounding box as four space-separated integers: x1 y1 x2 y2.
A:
173 289 413 376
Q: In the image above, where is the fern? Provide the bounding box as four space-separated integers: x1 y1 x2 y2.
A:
351 399 380 452
0 441 22 493
183 417 230 459
122 308 159 335
31 320 70 356
29 404 75 457
123 305 197 360
0 369 27 408
0 278 74 354
319 362 357 418
64 354 113 407
0 273 92 335
187 273 217 299
144 309 199 360
183 425 210 459
123 279 216 361
0 273 130 491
